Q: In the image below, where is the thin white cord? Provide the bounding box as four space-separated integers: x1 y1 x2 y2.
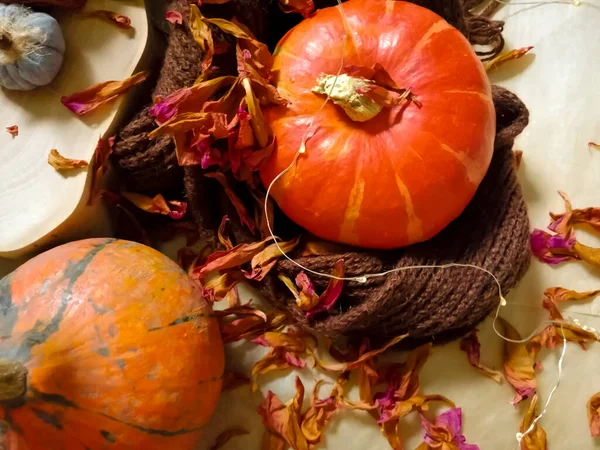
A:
515 323 567 447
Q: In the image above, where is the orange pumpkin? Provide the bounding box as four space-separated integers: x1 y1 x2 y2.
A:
0 239 224 449
260 0 495 249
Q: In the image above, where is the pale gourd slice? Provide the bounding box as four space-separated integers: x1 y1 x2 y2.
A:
0 0 152 262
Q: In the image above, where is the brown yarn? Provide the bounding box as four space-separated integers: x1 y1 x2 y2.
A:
113 0 531 344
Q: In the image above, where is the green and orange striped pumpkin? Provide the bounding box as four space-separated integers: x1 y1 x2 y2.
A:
0 238 224 449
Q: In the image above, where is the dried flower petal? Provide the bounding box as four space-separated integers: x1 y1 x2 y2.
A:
317 334 407 372
166 10 183 24
530 228 577 264
484 46 534 72
120 192 187 219
420 407 480 450
5 125 18 137
295 272 320 311
530 322 598 352
459 330 503 383
189 5 215 72
192 237 271 279
202 272 245 302
242 78 270 148
48 149 89 170
88 137 114 205
300 380 341 446
589 142 600 150
61 72 149 116
258 377 308 450
588 392 600 437
244 236 301 281
498 318 537 405
519 395 546 450
205 172 257 232
542 287 600 320
573 241 600 268
513 150 523 170
278 0 315 17
85 10 132 29
218 216 233 250
306 259 345 319
149 76 237 124
210 428 249 450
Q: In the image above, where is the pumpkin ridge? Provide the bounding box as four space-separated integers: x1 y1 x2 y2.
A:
15 238 115 362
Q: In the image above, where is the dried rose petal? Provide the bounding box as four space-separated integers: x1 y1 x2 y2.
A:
484 46 534 72
121 192 187 220
165 10 183 24
85 10 132 29
278 0 315 17
61 72 149 116
588 392 600 437
205 172 256 233
5 125 18 137
542 287 600 320
420 407 480 450
530 228 577 264
498 318 537 405
589 142 600 150
519 395 546 450
88 137 114 205
47 149 89 171
459 330 503 383
306 259 345 319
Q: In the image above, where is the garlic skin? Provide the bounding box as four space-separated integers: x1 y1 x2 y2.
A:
0 4 65 91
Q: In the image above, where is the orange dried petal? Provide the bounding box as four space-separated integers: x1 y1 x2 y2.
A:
588 392 600 437
573 241 600 268
189 5 215 72
519 395 546 450
245 236 301 281
61 72 149 116
47 149 89 170
459 330 503 383
85 10 132 29
218 216 233 250
485 46 534 72
498 318 537 405
541 287 600 320
192 237 270 278
278 0 315 17
87 137 114 205
201 272 245 302
5 125 18 137
120 192 187 219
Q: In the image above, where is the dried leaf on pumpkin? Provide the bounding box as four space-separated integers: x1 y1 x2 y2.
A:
459 330 503 383
541 287 600 320
210 428 249 450
418 407 480 450
165 10 183 24
278 0 315 17
47 149 89 170
497 317 537 405
205 172 257 233
61 72 149 116
120 192 187 220
5 125 17 137
484 46 534 72
84 10 132 29
519 395 546 450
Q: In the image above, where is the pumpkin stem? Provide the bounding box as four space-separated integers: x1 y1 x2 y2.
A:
0 359 27 406
0 34 12 51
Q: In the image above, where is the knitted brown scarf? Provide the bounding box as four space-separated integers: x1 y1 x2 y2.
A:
111 0 530 345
